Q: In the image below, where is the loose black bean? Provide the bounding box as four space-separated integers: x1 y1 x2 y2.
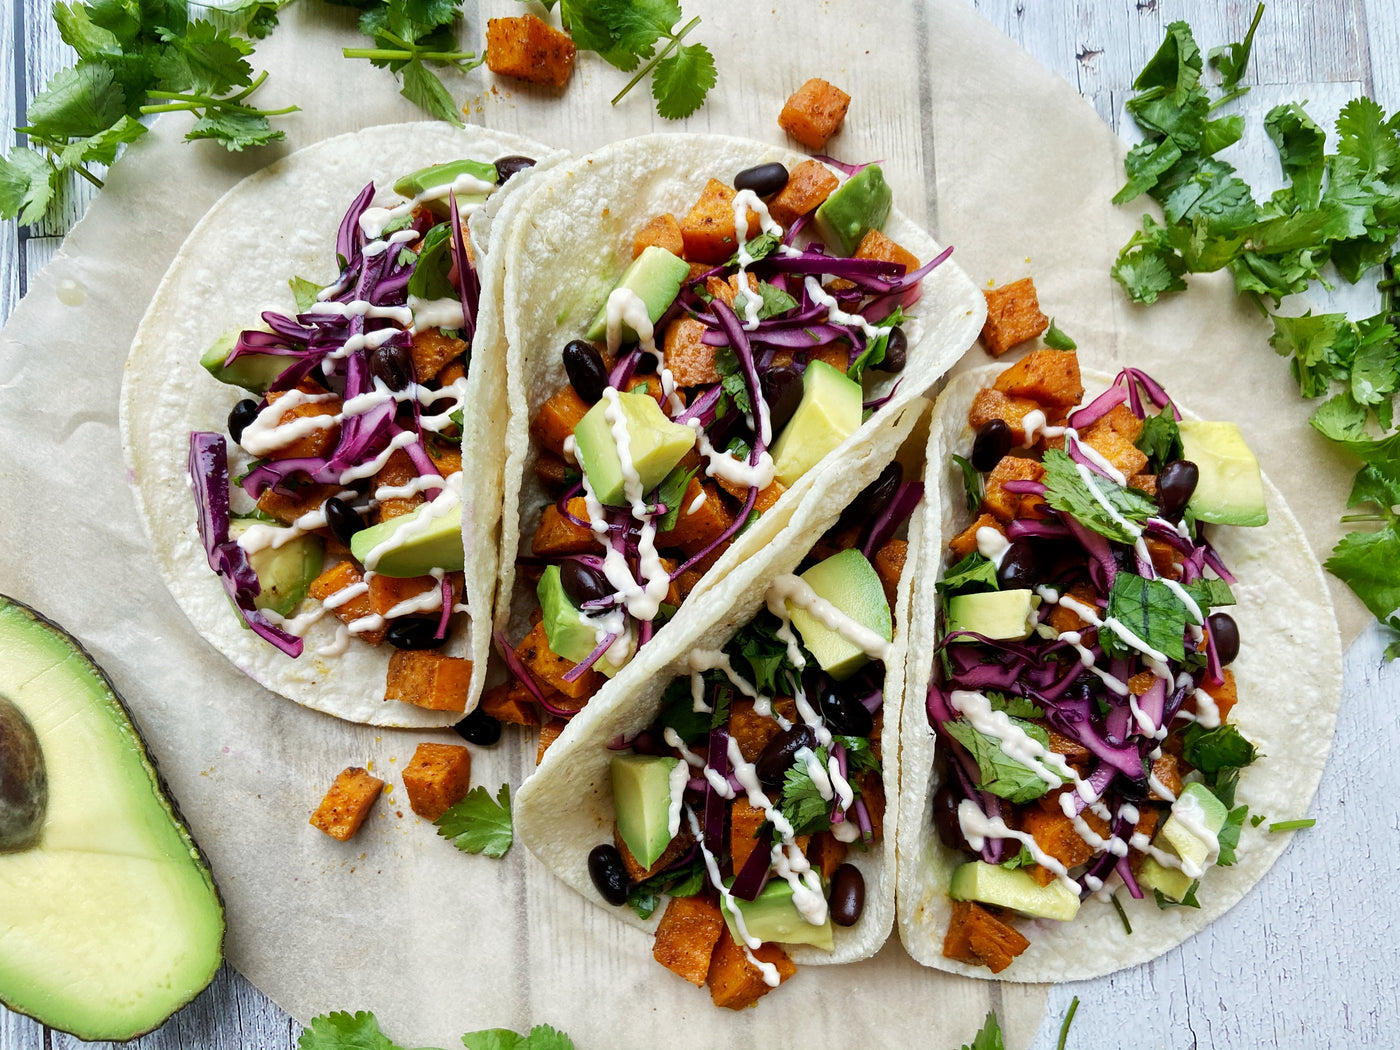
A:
819 689 874 737
835 462 902 536
828 863 866 927
323 497 365 546
998 540 1040 590
1157 459 1199 520
932 785 966 850
755 724 817 786
1208 611 1241 666
563 340 609 403
494 155 536 183
227 398 259 445
876 326 907 373
971 419 1014 472
560 560 613 607
760 365 805 437
387 618 447 651
588 843 630 906
734 162 789 198
453 708 503 747
370 343 414 391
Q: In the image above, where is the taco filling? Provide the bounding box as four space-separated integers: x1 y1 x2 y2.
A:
187 155 534 714
927 349 1264 973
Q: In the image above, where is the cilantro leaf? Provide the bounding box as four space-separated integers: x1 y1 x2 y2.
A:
23 63 128 140
726 610 792 695
53 2 125 59
186 108 283 151
1183 577 1236 611
0 149 58 225
714 347 752 415
1208 2 1263 90
651 41 714 119
1336 96 1400 175
559 0 672 71
1181 723 1259 774
463 1026 574 1050
153 20 254 95
434 784 513 857
999 844 1036 870
1325 522 1400 620
1040 448 1159 543
1135 406 1183 470
1042 317 1076 350
1153 879 1202 909
56 113 147 168
625 855 704 919
937 551 999 597
1265 101 1328 209
959 1011 1004 1050
399 60 464 127
778 746 835 836
656 676 709 744
944 718 1061 804
1102 572 1188 661
654 463 698 531
290 276 325 313
1112 229 1189 303
298 1010 430 1050
988 693 1044 719
833 734 882 775
948 454 984 515
1269 312 1349 397
1215 803 1249 866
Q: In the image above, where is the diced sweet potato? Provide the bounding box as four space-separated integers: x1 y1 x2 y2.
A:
947 513 1002 559
855 228 919 275
368 572 443 617
1079 404 1149 478
659 478 734 555
1018 494 1052 520
674 567 705 602
729 798 768 873
533 451 579 495
309 766 384 841
768 159 839 228
663 317 721 387
617 825 691 882
634 213 685 259
968 387 1039 433
778 78 851 151
993 347 1083 410
385 649 471 712
400 742 472 821
1200 667 1238 724
942 900 1031 974
411 328 466 381
982 455 1045 522
373 449 424 522
625 372 671 408
873 539 907 612
310 560 387 644
715 475 787 516
707 925 796 1009
806 343 851 372
256 480 338 526
680 179 760 265
530 385 592 458
728 698 783 762
436 359 466 386
479 680 543 726
425 438 462 477
485 14 575 87
806 831 848 881
981 278 1049 357
532 498 599 556
264 383 342 460
1046 582 1099 635
515 620 601 700
1129 473 1158 498
653 896 725 987
1047 727 1091 766
1149 752 1184 801
1021 806 1099 882
537 719 564 764
1127 671 1158 696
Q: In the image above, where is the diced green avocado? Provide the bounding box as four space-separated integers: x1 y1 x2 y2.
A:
949 860 1081 922
611 754 680 870
228 518 323 617
768 361 863 487
1137 855 1196 903
392 159 498 218
349 488 464 577
573 391 696 507
1156 781 1228 875
1178 420 1268 527
813 164 893 257
199 330 286 394
720 876 835 951
946 589 1041 642
0 596 224 1041
584 246 692 342
787 549 892 681
538 565 598 665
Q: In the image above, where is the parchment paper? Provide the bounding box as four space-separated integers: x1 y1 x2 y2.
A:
0 1 1359 1047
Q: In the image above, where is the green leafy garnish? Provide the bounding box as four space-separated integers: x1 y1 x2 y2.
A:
1182 722 1259 776
289 276 324 313
1215 804 1249 866
626 856 705 919
957 1011 1003 1050
999 844 1036 870
778 746 836 836
654 462 698 532
1056 997 1080 1050
1153 879 1202 910
988 693 1045 719
1041 449 1158 543
949 453 984 514
1043 317 1077 350
434 784 513 857
1102 572 1189 662
1135 407 1184 471
299 1012 574 1050
1209 2 1264 94
1110 891 1134 935
848 307 910 383
714 347 753 415
937 552 999 597
1268 818 1316 832
725 610 794 696
945 717 1062 804
656 676 709 744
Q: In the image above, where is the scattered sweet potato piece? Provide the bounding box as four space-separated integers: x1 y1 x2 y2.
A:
264 383 342 460
981 278 1049 357
485 14 575 87
385 650 472 712
806 831 848 881
479 680 543 726
806 343 851 372
729 798 767 872
659 478 734 555
653 895 725 987
309 766 384 841
728 698 783 762
873 538 907 612
854 228 919 274
768 159 840 228
1130 473 1158 497
1047 727 1091 766
256 480 338 526
948 513 1003 559
530 385 591 457
425 439 462 477
373 449 425 522
1150 752 1184 801
716 475 787 516
436 359 466 385
310 561 386 644
943 900 1031 973
625 372 671 408
680 179 759 264
1127 671 1158 696
1021 806 1099 884
634 213 685 259
982 455 1046 522
663 317 721 387
515 620 601 700
1080 404 1149 477
411 328 466 382
968 387 1039 433
778 78 850 150
401 742 472 821
537 719 564 764
1046 582 1099 635
1200 667 1238 724
993 347 1083 409
707 925 796 1009
532 498 599 556
1018 493 1052 520
367 572 442 617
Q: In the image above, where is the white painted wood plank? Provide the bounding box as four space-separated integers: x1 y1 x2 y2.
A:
1365 0 1400 107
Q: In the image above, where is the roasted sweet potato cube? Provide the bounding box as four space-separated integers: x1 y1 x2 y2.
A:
729 798 767 872
1080 404 1149 477
530 385 592 458
943 900 1030 974
855 228 919 275
537 718 564 764
625 372 669 407
401 742 472 821
993 347 1083 409
982 455 1045 522
1047 727 1090 766
256 480 338 526
715 473 785 512
1021 806 1097 880
653 895 725 987
707 925 796 1009
426 439 463 477
1018 494 1052 520
674 567 705 602
981 278 1049 357
1127 671 1158 696
485 14 575 87
264 384 342 460
532 498 598 556
968 387 1039 433
411 328 466 381
680 179 759 265
1149 752 1184 801
309 766 384 841
807 343 851 372
806 831 848 882
767 159 839 228
515 620 601 700
873 539 906 611
664 318 721 388
1130 473 1158 497
385 650 472 712
1046 582 1099 634
479 680 542 726
369 571 455 617
373 448 424 522
616 825 691 882
1200 667 1238 723
778 78 851 150
948 513 1003 559
310 561 387 644
728 698 782 762
659 478 733 555
634 213 685 259
533 451 579 495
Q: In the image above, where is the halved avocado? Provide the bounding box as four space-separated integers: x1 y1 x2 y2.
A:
0 595 225 1041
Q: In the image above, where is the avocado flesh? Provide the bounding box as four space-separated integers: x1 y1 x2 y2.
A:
768 360 863 488
1138 855 1197 902
611 754 679 870
199 329 287 394
946 589 1040 642
813 164 893 257
229 517 324 617
0 596 224 1041
392 159 498 218
1156 781 1228 875
573 391 696 507
1178 420 1268 526
787 548 892 681
538 565 598 665
350 483 464 577
720 876 835 951
949 860 1081 922
584 246 691 343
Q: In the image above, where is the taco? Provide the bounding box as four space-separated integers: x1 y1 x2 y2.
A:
515 406 924 1006
895 352 1343 979
486 133 984 728
121 124 564 728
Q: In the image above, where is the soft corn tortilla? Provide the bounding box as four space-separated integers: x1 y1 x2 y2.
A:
515 403 925 965
121 123 564 728
895 366 1344 980
493 133 985 657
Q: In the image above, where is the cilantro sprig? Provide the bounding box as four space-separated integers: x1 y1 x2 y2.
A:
1040 448 1158 543
434 783 514 857
298 1010 573 1050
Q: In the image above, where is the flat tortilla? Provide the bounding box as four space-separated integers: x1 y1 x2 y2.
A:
120 123 564 728
895 366 1344 980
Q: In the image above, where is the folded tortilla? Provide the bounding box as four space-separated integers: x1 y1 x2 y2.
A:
895 366 1344 980
120 123 564 728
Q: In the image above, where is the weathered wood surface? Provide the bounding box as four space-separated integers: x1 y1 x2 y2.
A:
2 1 1398 1046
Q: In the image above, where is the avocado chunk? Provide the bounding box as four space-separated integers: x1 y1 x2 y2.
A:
199 329 287 394
813 164 893 257
0 697 45 852
768 360 863 488
392 159 498 218
1178 420 1268 526
1137 855 1197 903
1156 781 1228 876
573 391 696 507
350 479 464 577
946 589 1041 642
611 754 680 870
0 596 224 1041
538 565 598 664
584 246 692 342
229 517 324 617
787 549 892 681
949 860 1081 922
720 876 835 951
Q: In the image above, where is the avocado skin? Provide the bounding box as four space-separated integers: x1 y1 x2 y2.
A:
0 594 226 1041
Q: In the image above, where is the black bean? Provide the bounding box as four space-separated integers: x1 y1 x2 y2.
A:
734 162 790 198
322 497 365 546
819 690 874 737
227 398 259 445
560 561 612 607
971 419 1015 472
1208 612 1241 666
1117 777 1150 803
998 540 1040 589
628 728 671 757
760 365 804 437
386 618 447 651
370 343 414 391
453 708 502 746
563 340 609 403
494 155 536 183
588 843 630 905
876 326 907 373
1157 459 1200 520
828 863 866 927
835 462 903 535
755 724 817 786
932 785 966 850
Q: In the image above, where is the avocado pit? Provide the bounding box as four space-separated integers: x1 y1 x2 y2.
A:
0 695 46 852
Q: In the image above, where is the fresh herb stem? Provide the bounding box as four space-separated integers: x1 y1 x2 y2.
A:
1269 818 1316 832
342 47 479 63
610 15 700 107
1110 891 1133 935
1057 996 1081 1050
